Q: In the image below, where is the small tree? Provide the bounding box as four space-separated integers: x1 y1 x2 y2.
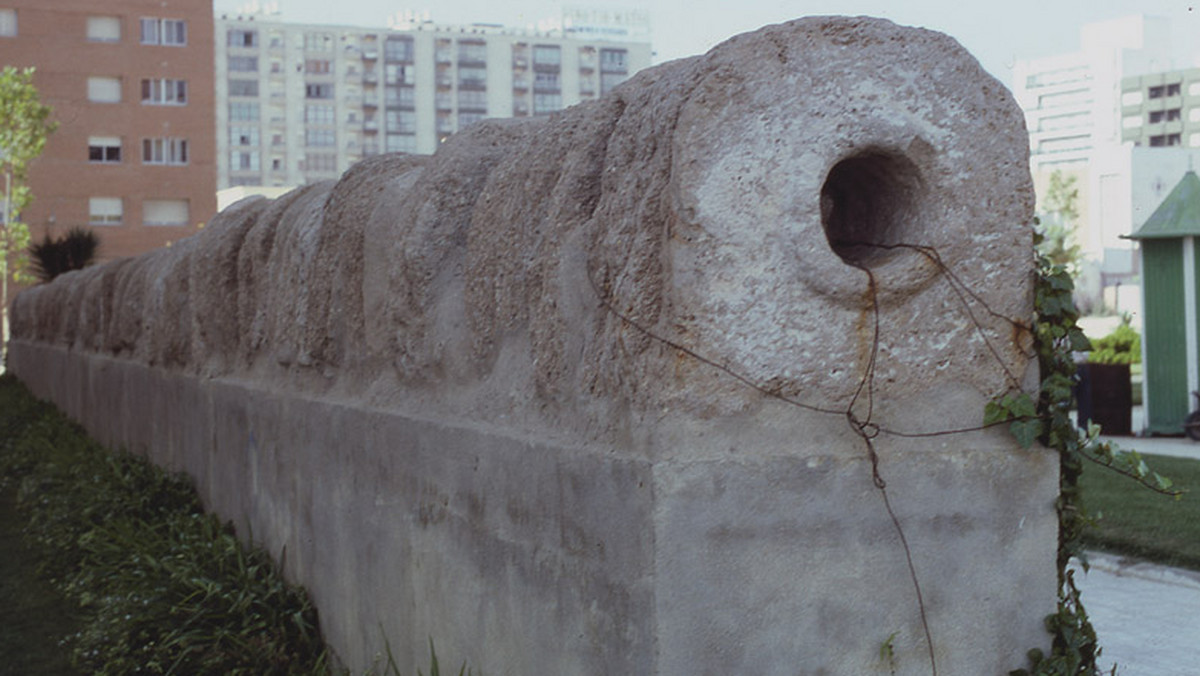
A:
0 66 56 365
1035 169 1083 277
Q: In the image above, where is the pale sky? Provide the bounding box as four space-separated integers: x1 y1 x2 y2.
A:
213 0 1200 88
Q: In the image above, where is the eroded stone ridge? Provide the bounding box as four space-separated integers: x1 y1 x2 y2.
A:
13 16 1033 442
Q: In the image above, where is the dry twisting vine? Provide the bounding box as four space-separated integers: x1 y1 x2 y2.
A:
590 232 1182 676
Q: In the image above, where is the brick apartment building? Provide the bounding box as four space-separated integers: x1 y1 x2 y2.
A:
0 0 216 266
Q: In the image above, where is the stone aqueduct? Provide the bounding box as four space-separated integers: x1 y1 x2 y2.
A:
10 16 1056 675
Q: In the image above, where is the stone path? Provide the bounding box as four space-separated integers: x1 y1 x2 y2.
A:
1075 552 1200 676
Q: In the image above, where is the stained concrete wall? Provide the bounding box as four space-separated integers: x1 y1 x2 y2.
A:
10 16 1057 675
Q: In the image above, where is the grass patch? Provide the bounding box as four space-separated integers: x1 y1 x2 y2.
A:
0 374 331 674
0 489 84 675
0 373 480 675
1081 453 1200 570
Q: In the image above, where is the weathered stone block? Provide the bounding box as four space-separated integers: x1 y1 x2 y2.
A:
10 16 1054 675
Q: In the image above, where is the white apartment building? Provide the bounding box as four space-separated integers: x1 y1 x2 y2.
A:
214 12 652 189
1011 15 1181 312
1012 15 1172 177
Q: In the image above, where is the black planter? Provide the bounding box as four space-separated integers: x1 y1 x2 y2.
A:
1076 362 1132 436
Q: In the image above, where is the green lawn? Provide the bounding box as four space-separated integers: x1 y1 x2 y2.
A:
1081 453 1200 571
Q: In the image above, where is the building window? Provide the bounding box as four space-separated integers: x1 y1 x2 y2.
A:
458 66 486 88
384 37 414 62
140 18 186 46
229 102 260 121
384 110 416 134
228 29 257 47
228 56 258 72
457 89 487 111
305 105 334 124
88 197 123 225
303 153 337 172
533 93 561 115
229 151 260 171
384 86 415 108
305 59 331 74
88 136 121 163
87 76 122 103
141 78 187 105
1149 134 1182 147
457 40 486 64
534 71 560 92
305 83 333 99
304 32 333 52
228 79 259 97
600 48 627 73
385 134 415 153
385 63 416 86
142 137 189 165
305 128 335 146
0 9 16 37
533 45 561 67
230 126 259 146
87 16 120 42
143 199 189 226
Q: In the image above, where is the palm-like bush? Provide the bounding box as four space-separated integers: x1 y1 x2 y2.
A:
30 226 98 282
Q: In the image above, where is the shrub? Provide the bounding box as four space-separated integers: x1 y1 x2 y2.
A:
1088 321 1140 365
29 226 99 282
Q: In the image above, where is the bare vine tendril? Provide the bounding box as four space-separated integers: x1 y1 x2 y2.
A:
588 234 1180 676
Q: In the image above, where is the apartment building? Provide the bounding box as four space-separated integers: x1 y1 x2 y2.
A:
215 12 652 188
1012 15 1172 176
1120 68 1200 148
0 0 216 263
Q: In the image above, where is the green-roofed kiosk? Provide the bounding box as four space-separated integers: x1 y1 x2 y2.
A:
1127 170 1200 435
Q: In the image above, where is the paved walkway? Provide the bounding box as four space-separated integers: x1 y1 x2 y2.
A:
1075 552 1200 676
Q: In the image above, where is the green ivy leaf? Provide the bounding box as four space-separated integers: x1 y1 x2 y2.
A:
1010 419 1042 449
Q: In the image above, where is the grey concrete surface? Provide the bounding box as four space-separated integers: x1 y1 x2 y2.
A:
1075 553 1200 676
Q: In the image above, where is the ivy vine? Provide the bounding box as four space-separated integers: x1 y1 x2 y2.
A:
1003 237 1182 676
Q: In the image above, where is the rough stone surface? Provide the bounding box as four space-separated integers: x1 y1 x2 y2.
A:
10 16 1055 675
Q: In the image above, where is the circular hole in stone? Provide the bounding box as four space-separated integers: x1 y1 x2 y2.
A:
820 150 923 268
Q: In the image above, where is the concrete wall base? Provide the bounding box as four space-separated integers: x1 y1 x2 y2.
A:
10 340 1057 675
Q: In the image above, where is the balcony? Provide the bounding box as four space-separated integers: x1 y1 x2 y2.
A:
436 50 453 63
362 49 378 60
